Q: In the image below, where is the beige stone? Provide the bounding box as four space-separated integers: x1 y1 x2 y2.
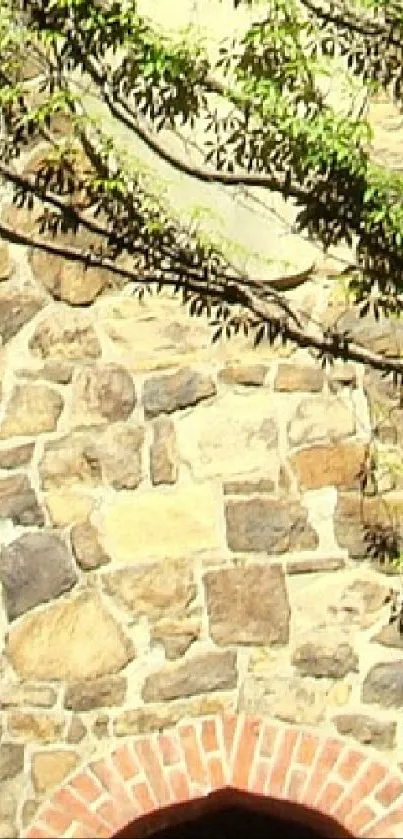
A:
0 385 63 438
96 484 222 564
113 694 235 737
288 396 355 448
44 490 94 526
66 716 86 744
31 750 79 794
70 364 136 427
0 683 57 709
71 521 110 570
29 311 101 360
290 443 366 490
102 558 196 620
142 651 237 701
152 617 200 659
31 250 106 305
7 591 135 681
0 243 10 280
40 432 102 489
7 713 65 744
176 390 278 480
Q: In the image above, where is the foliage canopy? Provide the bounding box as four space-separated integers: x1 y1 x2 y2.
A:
1 0 403 380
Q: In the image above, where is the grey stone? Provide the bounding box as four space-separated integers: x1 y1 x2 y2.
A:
0 292 44 344
66 716 87 744
373 621 403 649
225 497 318 553
334 493 403 559
71 363 136 425
0 531 78 620
292 639 359 678
143 367 216 418
0 475 44 526
64 676 127 711
333 714 396 749
71 521 110 571
0 744 24 782
0 444 35 469
150 417 178 485
204 565 290 646
142 651 237 701
363 661 403 707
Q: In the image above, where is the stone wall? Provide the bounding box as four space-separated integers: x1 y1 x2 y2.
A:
2 206 403 837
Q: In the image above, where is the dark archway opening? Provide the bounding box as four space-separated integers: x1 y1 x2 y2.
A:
113 789 355 839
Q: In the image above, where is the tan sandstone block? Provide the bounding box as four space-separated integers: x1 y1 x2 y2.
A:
31 750 79 794
44 490 94 527
96 484 223 564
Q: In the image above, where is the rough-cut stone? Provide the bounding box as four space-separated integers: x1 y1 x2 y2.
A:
219 364 267 386
70 364 136 426
0 475 44 526
0 531 78 621
21 800 40 829
292 638 358 678
334 493 403 559
223 478 275 494
327 364 357 392
7 591 135 681
0 683 57 708
290 443 366 490
225 497 318 553
286 557 345 574
44 490 94 526
143 367 216 418
152 618 200 659
333 714 396 749
86 424 144 489
7 713 64 743
341 579 390 629
40 432 102 489
288 396 355 447
142 651 237 702
275 364 324 392
204 565 290 646
176 391 278 481
71 521 110 570
336 309 403 356
64 676 126 711
239 674 331 725
18 361 74 384
363 661 403 707
66 716 86 744
150 417 178 485
0 243 10 280
373 621 403 649
31 750 79 795
97 484 222 564
29 311 101 360
92 715 109 739
0 443 34 469
0 292 44 344
113 695 234 737
0 744 24 782
102 559 196 620
0 384 63 438
31 249 107 306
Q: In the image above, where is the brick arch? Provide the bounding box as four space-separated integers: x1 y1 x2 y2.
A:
23 715 403 839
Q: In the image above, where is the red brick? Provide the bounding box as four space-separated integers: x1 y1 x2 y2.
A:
334 762 386 823
158 733 181 767
168 767 191 802
286 768 307 802
178 723 208 787
337 748 365 783
201 718 219 753
345 804 376 834
96 800 125 831
249 759 269 794
295 732 320 767
231 718 261 789
49 789 106 834
90 758 134 816
260 723 279 758
267 728 299 798
207 755 225 789
38 806 72 835
25 830 54 839
375 775 403 808
362 807 403 838
70 824 101 839
69 772 104 805
303 739 343 806
135 738 172 805
112 743 139 782
132 781 156 814
222 714 239 766
316 780 344 814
